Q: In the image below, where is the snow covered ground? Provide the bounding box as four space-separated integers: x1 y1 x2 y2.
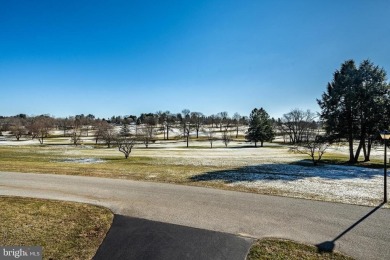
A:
0 138 38 146
129 142 387 206
218 163 384 206
57 158 105 164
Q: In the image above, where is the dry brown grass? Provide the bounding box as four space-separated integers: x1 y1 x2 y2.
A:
0 145 233 180
0 196 113 260
247 238 354 260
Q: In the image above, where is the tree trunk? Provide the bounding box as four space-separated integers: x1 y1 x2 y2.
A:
254 141 257 147
312 158 318 166
362 139 367 161
261 141 264 147
365 138 372 162
38 133 45 144
353 138 364 163
348 133 355 163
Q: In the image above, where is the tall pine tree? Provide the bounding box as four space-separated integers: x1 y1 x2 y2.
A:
246 107 274 147
318 59 390 163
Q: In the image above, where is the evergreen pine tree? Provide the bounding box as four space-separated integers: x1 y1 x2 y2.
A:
246 107 274 147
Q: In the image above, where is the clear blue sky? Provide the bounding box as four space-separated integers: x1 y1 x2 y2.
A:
1 0 389 119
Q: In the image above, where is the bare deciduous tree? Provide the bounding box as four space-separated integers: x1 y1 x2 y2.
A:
94 120 109 144
290 137 330 165
165 112 176 140
281 109 317 144
207 114 218 128
191 112 204 138
203 128 216 148
71 130 82 146
232 112 241 138
102 124 117 148
84 114 95 137
116 136 136 159
0 117 7 135
181 109 191 147
26 116 53 144
58 118 71 137
138 125 155 148
221 130 232 147
9 118 26 141
217 111 228 131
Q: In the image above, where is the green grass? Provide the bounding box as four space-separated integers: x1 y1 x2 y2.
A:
0 196 113 260
247 238 353 260
321 152 383 168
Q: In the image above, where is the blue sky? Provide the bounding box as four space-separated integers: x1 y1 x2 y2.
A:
1 0 389 119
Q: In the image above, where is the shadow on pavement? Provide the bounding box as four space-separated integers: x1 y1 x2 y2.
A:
316 202 385 253
93 215 253 260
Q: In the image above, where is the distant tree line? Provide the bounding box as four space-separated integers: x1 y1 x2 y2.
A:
0 111 248 147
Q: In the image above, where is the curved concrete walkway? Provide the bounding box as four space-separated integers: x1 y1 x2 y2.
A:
1 172 389 260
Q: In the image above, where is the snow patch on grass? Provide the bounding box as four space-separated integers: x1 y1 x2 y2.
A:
222 164 384 205
58 158 105 164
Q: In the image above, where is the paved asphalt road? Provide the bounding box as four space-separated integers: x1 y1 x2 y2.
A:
0 172 389 260
94 215 252 260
